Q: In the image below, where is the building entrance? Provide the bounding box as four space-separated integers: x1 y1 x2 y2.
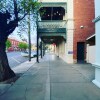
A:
77 42 85 62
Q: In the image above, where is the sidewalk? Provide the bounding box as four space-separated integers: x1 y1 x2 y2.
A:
0 54 100 100
0 58 36 96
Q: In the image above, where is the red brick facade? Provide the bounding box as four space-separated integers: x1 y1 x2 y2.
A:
73 0 95 62
8 38 20 51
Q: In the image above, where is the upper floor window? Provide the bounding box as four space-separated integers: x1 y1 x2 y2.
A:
40 7 65 20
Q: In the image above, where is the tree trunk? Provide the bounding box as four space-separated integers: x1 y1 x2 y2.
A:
0 42 15 82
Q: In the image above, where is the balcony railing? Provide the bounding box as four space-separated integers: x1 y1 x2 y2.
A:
38 20 67 29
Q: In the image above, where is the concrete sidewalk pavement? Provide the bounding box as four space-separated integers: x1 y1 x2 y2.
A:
0 58 37 96
0 54 100 100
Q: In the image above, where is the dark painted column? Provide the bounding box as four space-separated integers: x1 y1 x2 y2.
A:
40 41 43 58
43 43 45 56
36 13 39 63
36 33 39 63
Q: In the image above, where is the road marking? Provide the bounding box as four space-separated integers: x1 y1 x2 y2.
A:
11 57 21 63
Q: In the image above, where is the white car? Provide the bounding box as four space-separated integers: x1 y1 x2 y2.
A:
21 51 37 57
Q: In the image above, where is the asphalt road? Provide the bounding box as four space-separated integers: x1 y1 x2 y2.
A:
7 51 29 68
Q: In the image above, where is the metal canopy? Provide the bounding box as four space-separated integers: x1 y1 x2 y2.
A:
38 28 66 33
41 36 65 44
38 28 66 40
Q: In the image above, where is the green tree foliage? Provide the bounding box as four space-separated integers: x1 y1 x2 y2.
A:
18 42 28 50
6 40 11 49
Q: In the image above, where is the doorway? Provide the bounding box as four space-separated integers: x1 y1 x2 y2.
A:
77 42 85 62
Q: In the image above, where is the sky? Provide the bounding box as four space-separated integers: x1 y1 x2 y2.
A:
9 26 37 44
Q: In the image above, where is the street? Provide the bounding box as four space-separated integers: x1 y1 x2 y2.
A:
7 51 29 68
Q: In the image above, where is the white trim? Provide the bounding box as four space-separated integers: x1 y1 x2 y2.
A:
86 34 95 40
92 63 100 88
92 80 100 88
92 63 100 69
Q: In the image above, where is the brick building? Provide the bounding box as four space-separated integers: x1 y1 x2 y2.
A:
73 0 95 63
7 38 20 51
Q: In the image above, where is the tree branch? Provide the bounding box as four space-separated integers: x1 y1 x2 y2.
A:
13 0 19 20
6 19 18 36
19 12 28 21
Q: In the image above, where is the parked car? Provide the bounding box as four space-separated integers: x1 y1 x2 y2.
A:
32 50 41 57
21 51 37 57
32 51 37 57
21 51 29 57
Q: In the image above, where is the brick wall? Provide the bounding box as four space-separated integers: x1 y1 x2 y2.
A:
73 0 95 62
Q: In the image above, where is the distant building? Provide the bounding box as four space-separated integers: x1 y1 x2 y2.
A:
32 44 37 51
7 38 20 51
73 0 95 63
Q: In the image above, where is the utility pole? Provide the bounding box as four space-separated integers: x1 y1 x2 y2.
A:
28 13 31 61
